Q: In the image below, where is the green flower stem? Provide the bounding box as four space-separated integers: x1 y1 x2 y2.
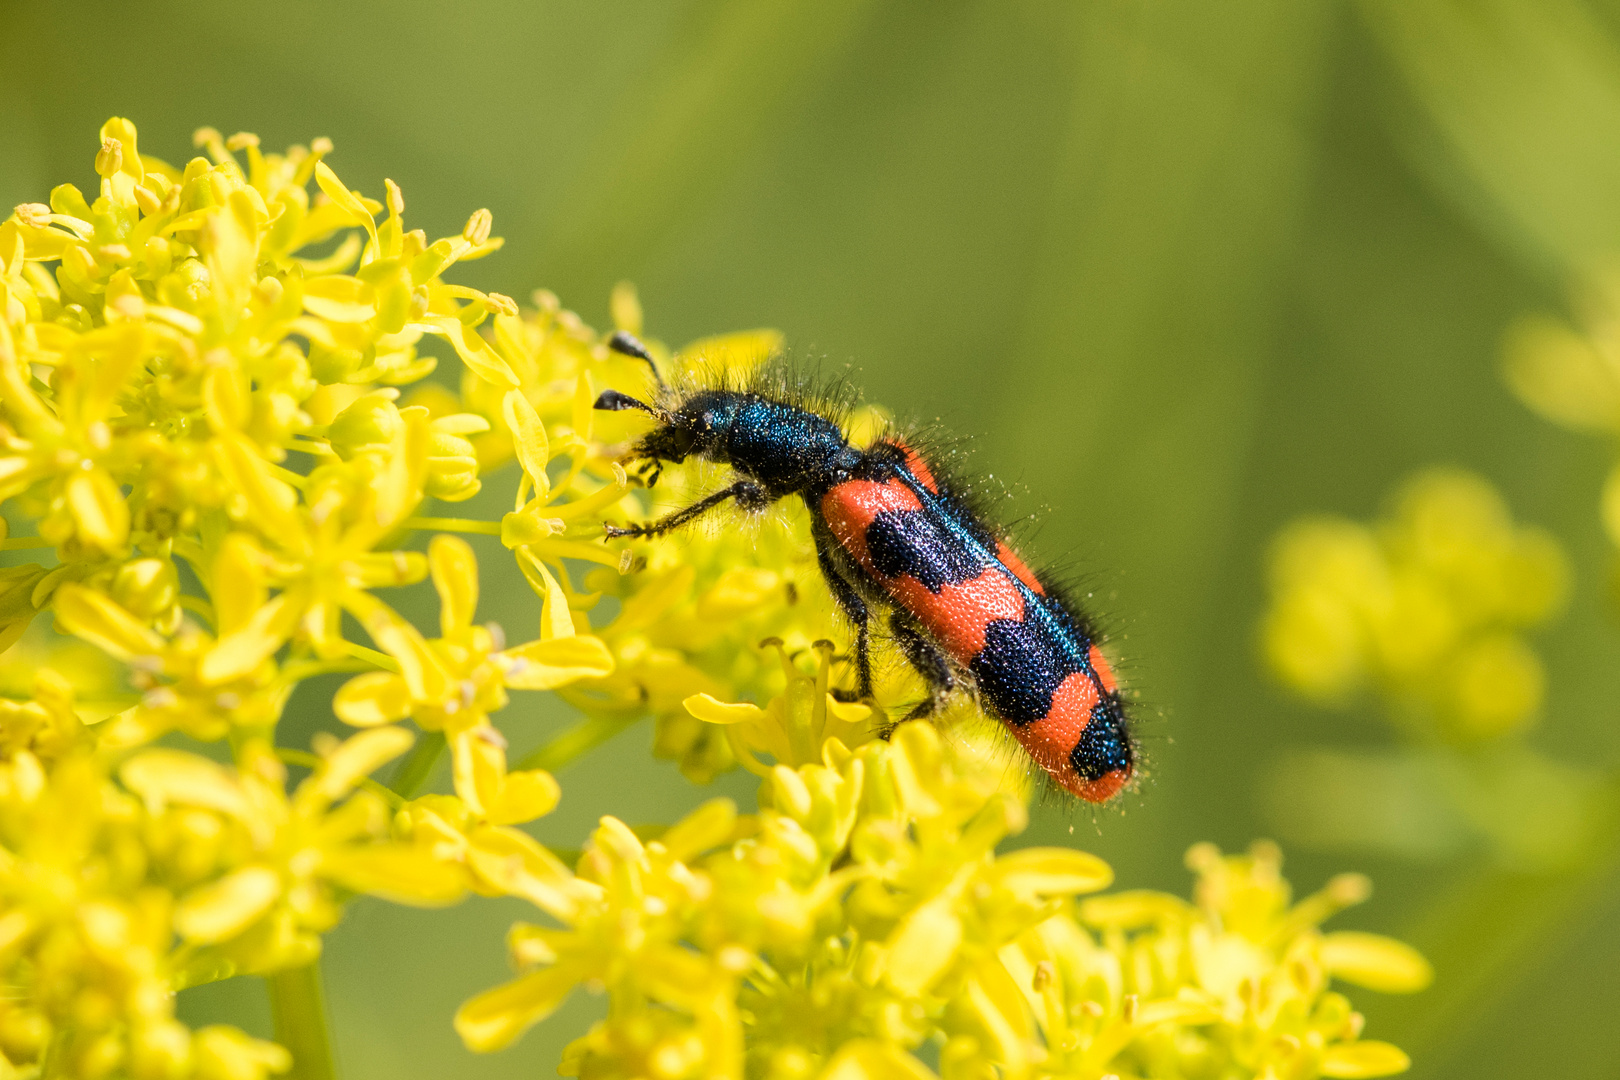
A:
278 657 377 684
267 961 337 1080
402 516 503 536
340 642 400 672
514 711 641 773
175 594 217 628
389 730 446 797
267 463 309 489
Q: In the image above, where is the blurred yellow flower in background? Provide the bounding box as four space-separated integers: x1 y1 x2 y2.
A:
1262 467 1566 741
1503 272 1620 606
1257 468 1609 871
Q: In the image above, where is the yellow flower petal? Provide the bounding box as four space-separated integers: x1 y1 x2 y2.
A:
320 845 467 906
308 726 414 803
455 965 579 1054
501 389 550 496
571 370 595 443
609 280 643 335
684 694 769 726
120 749 249 818
193 1026 292 1080
659 798 738 861
499 636 614 690
343 590 449 702
98 117 144 205
465 825 584 921
695 567 781 620
450 726 505 817
302 275 375 323
676 328 784 380
885 896 961 996
1079 889 1193 930
1502 314 1620 434
429 534 479 636
1604 461 1620 547
820 1039 938 1080
52 583 164 661
1320 1041 1412 1078
211 433 302 541
486 769 561 826
65 469 129 552
1320 932 1433 993
205 191 262 332
369 411 430 534
210 533 267 634
204 358 250 433
422 316 519 389
991 848 1114 897
174 866 281 943
333 671 413 727
1134 997 1224 1027
200 588 305 684
313 160 377 251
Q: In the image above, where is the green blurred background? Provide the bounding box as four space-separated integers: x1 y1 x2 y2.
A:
4 0 1620 1075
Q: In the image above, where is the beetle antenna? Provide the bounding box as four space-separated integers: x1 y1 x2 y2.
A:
593 389 661 416
607 330 668 390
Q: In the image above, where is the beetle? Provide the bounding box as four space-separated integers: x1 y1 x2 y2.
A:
595 332 1134 802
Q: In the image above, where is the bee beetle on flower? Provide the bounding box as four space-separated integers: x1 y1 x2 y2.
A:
595 331 1135 802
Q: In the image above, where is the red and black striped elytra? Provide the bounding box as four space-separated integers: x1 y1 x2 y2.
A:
595 332 1134 803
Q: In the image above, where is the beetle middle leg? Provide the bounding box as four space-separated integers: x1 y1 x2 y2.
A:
891 611 955 722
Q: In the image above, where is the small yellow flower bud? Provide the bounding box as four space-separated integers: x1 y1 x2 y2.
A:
329 390 403 458
1326 872 1373 906
0 1006 50 1060
129 1020 193 1080
225 131 260 151
610 280 643 335
426 430 481 501
112 558 179 620
133 182 164 216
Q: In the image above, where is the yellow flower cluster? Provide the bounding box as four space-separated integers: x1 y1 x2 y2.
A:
1261 468 1566 742
0 119 1429 1080
459 650 1429 1080
1503 287 1620 559
0 117 620 1077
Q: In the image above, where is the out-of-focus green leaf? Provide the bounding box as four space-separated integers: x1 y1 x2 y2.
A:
1362 0 1620 278
525 0 875 295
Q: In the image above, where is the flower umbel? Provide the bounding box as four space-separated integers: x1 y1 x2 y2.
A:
459 703 1427 1079
0 120 1428 1080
